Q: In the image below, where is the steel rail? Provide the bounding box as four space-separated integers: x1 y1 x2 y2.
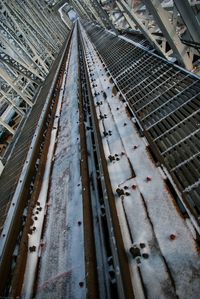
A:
79 21 135 299
0 26 74 295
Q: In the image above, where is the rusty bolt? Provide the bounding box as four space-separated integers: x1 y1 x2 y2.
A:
130 246 141 258
169 234 176 240
29 245 36 252
146 176 152 182
132 184 137 190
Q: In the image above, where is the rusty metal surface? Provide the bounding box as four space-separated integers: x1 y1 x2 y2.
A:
0 32 69 232
83 21 200 225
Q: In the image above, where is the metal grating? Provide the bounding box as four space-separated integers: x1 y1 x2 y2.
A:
84 22 200 221
122 31 153 51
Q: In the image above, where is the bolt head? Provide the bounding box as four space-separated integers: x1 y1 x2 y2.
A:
146 176 152 182
169 234 176 240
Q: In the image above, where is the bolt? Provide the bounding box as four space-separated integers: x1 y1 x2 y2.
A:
130 246 141 258
29 245 36 252
103 131 108 137
78 221 82 226
79 282 84 288
169 234 176 240
99 114 104 120
132 184 137 190
108 155 115 162
146 176 152 182
140 243 145 248
124 122 127 126
116 188 124 196
133 145 138 149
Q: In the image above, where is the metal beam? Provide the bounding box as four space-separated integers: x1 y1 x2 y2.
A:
143 0 193 70
0 117 15 135
0 69 33 107
89 0 118 32
116 0 168 57
174 0 200 43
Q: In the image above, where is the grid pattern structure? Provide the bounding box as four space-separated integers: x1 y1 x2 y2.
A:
84 22 200 222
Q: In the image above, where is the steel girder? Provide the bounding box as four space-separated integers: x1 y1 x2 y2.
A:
143 0 193 69
0 0 69 137
174 0 200 44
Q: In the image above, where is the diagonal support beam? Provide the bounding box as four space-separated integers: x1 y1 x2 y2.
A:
143 0 193 70
174 0 200 44
116 0 167 56
0 117 15 135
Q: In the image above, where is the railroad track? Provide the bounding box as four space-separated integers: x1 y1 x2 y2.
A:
0 22 134 299
0 20 199 299
0 25 74 297
78 24 134 299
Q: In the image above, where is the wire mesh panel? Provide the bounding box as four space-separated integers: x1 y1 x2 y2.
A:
83 21 200 221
